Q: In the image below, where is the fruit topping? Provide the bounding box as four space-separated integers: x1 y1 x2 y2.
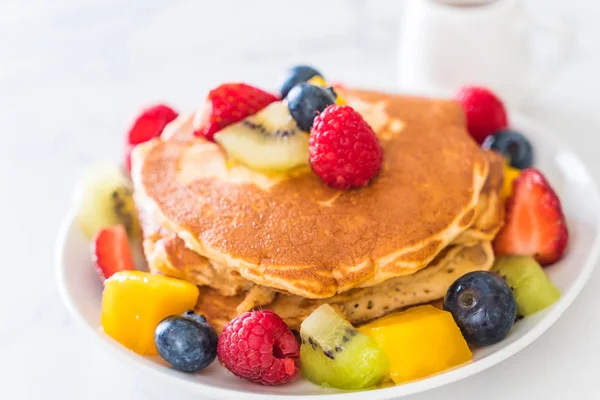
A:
125 104 178 171
214 102 309 172
74 164 140 240
455 86 508 144
217 310 300 386
501 162 521 201
492 256 560 317
359 305 471 384
287 83 336 132
93 225 135 281
493 168 569 266
444 271 516 346
194 83 278 141
482 129 533 169
299 304 389 390
309 105 383 189
155 310 218 372
307 76 347 105
280 65 323 98
101 271 200 355
127 104 178 145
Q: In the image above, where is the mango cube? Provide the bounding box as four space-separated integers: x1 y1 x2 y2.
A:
502 163 521 201
359 305 472 384
101 271 200 355
307 76 347 105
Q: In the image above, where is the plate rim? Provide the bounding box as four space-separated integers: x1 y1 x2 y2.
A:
55 112 600 400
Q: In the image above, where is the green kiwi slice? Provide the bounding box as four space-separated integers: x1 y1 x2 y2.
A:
74 164 140 240
492 256 560 317
214 102 309 172
299 304 390 389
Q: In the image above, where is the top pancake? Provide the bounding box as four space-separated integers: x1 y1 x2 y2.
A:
131 89 489 298
140 150 504 296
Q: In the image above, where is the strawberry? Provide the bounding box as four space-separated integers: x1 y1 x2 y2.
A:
193 83 278 141
455 86 508 144
125 104 178 171
493 168 568 266
127 104 178 145
92 225 136 281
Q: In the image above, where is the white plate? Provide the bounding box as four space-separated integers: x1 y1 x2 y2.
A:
56 113 600 400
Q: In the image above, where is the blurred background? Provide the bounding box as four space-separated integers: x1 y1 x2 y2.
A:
1 0 599 399
2 0 598 168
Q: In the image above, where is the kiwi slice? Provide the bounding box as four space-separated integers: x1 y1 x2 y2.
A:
214 102 309 172
492 256 560 317
74 164 141 240
299 304 390 390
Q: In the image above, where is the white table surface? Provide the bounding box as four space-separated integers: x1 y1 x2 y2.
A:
1 0 599 399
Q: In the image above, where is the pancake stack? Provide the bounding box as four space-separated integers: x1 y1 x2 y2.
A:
131 89 505 332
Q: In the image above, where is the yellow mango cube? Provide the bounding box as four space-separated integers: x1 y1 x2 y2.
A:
502 163 521 201
359 305 472 384
101 271 200 355
307 76 347 105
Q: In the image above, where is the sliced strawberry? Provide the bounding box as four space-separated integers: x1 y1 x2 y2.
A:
493 168 568 266
127 104 178 145
92 225 136 281
193 83 278 141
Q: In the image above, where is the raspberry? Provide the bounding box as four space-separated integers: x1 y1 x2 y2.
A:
309 105 383 189
455 86 508 144
217 310 300 386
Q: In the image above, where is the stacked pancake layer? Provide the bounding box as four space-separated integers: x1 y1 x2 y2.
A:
132 89 505 332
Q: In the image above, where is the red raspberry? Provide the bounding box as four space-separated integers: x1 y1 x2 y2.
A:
217 310 300 386
194 83 278 141
455 86 508 144
127 104 178 145
309 105 383 189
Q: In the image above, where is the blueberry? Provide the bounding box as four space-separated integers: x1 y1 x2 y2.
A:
482 129 533 169
280 65 322 98
154 310 218 372
183 309 207 324
444 271 517 346
287 83 335 132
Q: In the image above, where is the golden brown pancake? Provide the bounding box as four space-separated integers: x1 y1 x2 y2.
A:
452 150 505 246
194 242 494 332
132 89 490 298
194 288 246 332
141 150 504 293
139 204 253 296
143 153 503 332
143 233 253 297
